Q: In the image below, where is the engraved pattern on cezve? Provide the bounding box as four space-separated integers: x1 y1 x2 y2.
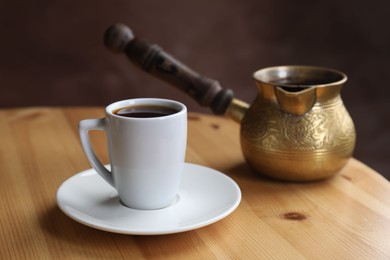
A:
242 98 355 152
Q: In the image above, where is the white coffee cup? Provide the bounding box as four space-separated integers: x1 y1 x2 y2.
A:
79 98 187 210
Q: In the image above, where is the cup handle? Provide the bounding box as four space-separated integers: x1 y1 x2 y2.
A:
78 118 115 187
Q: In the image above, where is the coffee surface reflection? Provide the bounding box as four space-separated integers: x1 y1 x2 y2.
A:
113 105 179 118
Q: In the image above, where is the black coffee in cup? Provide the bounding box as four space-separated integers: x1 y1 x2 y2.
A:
113 105 179 118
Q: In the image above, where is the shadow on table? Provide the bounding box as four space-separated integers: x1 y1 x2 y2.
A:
224 162 337 219
39 205 230 258
224 162 336 185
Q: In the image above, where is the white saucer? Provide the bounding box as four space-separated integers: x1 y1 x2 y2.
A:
56 163 241 235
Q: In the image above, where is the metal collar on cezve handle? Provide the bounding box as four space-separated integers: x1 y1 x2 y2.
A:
103 23 234 115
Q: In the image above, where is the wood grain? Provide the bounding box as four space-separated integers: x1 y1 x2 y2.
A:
0 107 389 259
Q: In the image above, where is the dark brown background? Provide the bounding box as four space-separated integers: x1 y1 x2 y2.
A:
1 0 389 179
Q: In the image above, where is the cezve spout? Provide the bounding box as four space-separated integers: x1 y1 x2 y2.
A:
274 87 316 116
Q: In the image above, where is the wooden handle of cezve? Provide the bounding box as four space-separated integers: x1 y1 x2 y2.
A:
103 23 234 115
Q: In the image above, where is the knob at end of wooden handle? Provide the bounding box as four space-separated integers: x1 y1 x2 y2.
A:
211 88 234 115
104 23 135 53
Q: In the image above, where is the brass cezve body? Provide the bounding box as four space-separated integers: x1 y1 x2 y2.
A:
226 66 356 181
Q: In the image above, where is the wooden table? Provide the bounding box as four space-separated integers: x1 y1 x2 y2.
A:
1 107 389 259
